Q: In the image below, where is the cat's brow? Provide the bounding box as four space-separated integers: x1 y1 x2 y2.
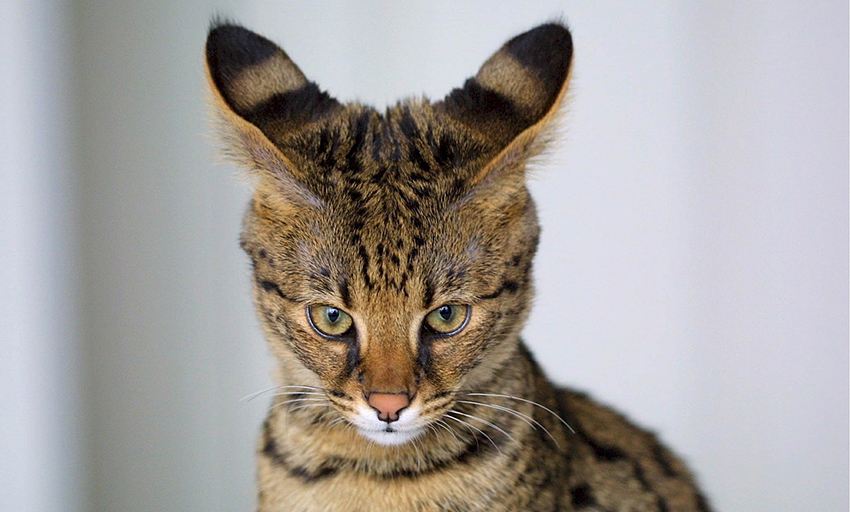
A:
302 273 352 307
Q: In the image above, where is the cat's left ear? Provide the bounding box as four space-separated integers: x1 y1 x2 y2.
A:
438 22 573 188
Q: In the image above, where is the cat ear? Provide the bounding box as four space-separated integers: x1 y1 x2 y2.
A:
205 22 339 206
439 22 573 188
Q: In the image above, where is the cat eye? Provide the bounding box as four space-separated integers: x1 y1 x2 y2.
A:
307 305 354 338
424 305 470 335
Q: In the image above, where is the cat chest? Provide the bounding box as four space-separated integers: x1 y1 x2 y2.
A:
257 456 538 512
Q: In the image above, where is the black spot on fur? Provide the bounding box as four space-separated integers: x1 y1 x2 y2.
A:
259 279 293 301
570 484 597 508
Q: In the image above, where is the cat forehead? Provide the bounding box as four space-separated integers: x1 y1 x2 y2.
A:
279 102 496 179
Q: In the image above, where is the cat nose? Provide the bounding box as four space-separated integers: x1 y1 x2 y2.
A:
367 392 410 423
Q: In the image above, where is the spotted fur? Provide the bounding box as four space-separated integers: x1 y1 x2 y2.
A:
206 20 712 512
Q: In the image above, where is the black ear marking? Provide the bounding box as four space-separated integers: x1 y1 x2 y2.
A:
205 21 341 139
501 23 573 105
206 23 283 96
438 22 573 148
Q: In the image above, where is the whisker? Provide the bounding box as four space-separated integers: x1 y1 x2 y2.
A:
410 436 423 472
239 385 281 402
277 397 329 405
328 417 348 428
240 384 326 402
449 410 515 444
269 391 326 398
462 392 575 433
444 413 502 456
288 403 332 413
456 399 560 449
433 418 463 450
270 397 329 412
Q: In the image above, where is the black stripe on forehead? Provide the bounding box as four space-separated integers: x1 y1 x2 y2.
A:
338 275 351 308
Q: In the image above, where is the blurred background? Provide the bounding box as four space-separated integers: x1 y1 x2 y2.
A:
1 1 847 511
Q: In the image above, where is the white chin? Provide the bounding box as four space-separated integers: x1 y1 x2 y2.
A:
358 427 424 446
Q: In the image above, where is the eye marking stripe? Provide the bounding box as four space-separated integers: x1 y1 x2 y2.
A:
476 279 519 300
259 279 296 301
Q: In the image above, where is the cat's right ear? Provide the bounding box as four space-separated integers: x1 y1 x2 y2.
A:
205 21 338 207
438 23 573 195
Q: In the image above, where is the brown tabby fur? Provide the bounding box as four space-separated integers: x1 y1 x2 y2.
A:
205 20 712 512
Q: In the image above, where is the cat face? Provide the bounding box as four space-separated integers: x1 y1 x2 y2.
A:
206 22 572 445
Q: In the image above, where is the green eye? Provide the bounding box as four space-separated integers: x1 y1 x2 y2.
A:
424 305 470 335
307 306 354 337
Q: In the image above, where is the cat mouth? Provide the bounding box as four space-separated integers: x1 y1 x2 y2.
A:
358 425 425 446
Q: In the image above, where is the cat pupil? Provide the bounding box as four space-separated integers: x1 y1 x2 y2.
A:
327 308 339 323
439 306 452 321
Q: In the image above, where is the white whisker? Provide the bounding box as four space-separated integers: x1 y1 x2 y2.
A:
445 413 502 456
239 385 281 402
456 399 560 449
462 392 575 433
240 384 326 402
434 418 463 449
288 403 332 413
449 410 515 444
269 391 326 398
410 435 423 471
270 397 328 412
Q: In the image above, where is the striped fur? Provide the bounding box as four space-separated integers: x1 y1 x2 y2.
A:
206 21 712 511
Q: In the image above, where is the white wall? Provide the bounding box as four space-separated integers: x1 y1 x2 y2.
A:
1 1 845 511
0 1 82 511
679 4 848 509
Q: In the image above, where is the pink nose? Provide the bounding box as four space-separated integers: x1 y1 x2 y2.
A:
367 393 410 423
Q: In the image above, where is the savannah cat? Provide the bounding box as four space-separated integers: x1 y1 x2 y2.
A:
205 20 712 512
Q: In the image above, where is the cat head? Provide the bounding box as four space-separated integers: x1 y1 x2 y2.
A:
206 21 572 445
